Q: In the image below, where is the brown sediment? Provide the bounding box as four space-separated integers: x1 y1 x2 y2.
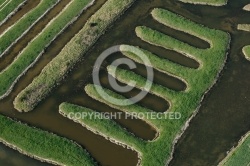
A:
0 0 38 34
106 53 186 92
146 17 210 49
0 136 61 166
59 109 142 166
71 85 157 140
0 118 94 166
99 70 169 112
13 0 138 112
0 0 28 27
0 0 41 35
136 40 200 69
0 0 61 59
0 0 95 101
0 0 72 71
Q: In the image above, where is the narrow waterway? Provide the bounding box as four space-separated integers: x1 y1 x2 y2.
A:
0 0 40 34
0 0 72 71
170 1 250 165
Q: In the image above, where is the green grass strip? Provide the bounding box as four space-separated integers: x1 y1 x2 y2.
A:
136 26 203 64
15 7 230 166
85 84 158 125
0 114 96 166
150 8 229 52
243 45 250 61
0 0 59 56
179 0 227 6
84 9 229 166
120 45 191 86
0 0 93 100
59 102 144 154
14 0 136 112
0 0 25 23
107 65 176 107
137 9 229 88
219 132 250 166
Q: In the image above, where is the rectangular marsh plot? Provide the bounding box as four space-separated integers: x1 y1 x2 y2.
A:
0 0 25 23
178 0 227 6
14 0 137 112
0 115 96 166
219 132 250 166
86 9 230 166
59 102 143 151
0 0 59 56
0 0 93 99
14 7 230 166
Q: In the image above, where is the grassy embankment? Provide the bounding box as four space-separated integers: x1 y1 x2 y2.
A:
243 4 250 11
179 0 227 6
0 0 12 10
0 0 93 99
219 132 250 166
0 0 25 23
0 114 96 165
60 8 230 166
0 0 59 56
59 103 144 156
14 0 136 112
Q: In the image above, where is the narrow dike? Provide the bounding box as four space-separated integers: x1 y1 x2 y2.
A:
98 70 169 112
145 18 210 49
72 92 157 140
0 0 40 35
0 1 230 166
14 0 137 112
106 53 186 92
0 0 27 26
0 114 96 166
0 0 71 71
0 0 61 58
131 36 200 69
0 0 96 99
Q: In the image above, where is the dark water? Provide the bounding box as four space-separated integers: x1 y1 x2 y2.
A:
0 0 250 165
0 0 72 71
170 1 250 165
0 143 48 166
0 0 40 35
